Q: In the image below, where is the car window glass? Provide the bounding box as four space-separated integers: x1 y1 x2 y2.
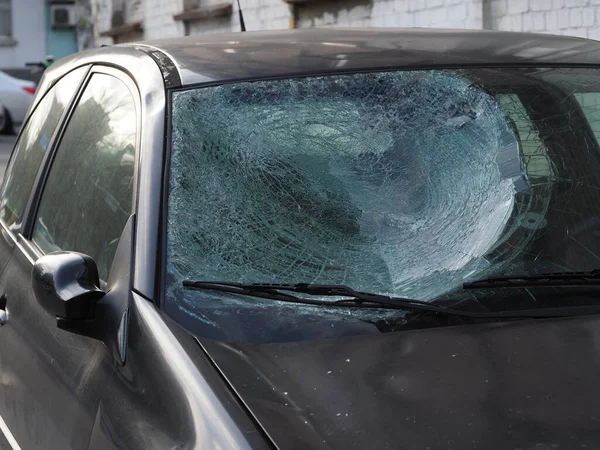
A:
32 73 136 284
0 66 87 229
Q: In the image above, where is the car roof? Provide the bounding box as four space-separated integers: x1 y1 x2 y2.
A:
124 28 600 86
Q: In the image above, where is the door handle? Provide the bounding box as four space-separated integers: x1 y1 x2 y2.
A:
0 294 8 326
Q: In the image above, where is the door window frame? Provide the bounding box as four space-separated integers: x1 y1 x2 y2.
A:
0 64 91 239
9 65 142 272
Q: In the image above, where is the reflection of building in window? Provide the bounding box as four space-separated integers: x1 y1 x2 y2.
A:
498 94 554 181
574 93 600 145
31 74 136 284
0 0 11 38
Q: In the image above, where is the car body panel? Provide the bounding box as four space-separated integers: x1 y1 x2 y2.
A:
0 231 103 449
82 292 268 450
201 314 600 450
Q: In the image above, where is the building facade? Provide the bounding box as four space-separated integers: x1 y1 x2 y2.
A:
0 0 93 69
0 0 47 68
94 0 600 45
46 1 79 61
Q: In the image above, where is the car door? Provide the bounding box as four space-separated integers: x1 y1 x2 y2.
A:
0 66 139 450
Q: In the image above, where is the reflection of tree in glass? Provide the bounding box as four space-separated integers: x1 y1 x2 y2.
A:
34 74 136 281
0 67 88 228
1 89 65 226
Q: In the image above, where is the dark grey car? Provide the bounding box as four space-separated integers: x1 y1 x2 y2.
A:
2 28 600 449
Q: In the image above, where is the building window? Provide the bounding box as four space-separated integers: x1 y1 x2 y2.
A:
0 0 11 38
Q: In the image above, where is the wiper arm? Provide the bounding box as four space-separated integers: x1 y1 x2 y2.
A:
463 270 600 289
184 280 435 308
182 281 600 319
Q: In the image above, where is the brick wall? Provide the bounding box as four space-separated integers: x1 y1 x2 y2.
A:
93 0 600 44
295 0 484 29
235 0 291 31
490 0 600 40
142 0 291 40
144 0 184 39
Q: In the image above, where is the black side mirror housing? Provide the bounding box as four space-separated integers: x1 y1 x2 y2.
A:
32 251 106 320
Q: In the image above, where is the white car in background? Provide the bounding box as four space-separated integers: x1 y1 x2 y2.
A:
0 70 35 134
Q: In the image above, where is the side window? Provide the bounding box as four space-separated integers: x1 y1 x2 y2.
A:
32 73 137 283
0 66 87 229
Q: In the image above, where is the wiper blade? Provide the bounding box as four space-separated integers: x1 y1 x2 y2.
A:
183 281 435 309
182 281 600 319
463 270 600 289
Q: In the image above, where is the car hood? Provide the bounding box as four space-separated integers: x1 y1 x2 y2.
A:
200 315 600 450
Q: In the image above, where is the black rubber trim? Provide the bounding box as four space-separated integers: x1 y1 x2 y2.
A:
131 45 182 89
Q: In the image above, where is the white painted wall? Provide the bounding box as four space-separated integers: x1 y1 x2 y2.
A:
128 0 144 23
0 0 46 67
93 0 114 47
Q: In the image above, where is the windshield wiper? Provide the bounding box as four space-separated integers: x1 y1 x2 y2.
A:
182 280 600 319
463 270 600 289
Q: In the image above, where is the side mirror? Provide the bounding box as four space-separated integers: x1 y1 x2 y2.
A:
32 251 106 320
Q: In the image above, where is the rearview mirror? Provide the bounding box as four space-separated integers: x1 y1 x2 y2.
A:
32 251 106 320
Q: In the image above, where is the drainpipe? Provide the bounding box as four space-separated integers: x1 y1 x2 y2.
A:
289 2 298 29
90 0 101 47
482 0 492 30
76 0 95 51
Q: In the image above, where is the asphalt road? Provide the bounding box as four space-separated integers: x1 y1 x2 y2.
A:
0 135 15 184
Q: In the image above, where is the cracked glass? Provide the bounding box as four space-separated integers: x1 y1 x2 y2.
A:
167 68 600 342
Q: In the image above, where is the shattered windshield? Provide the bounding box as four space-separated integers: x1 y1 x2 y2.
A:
166 68 600 343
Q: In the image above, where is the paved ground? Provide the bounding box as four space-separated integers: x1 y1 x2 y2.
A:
0 135 15 184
